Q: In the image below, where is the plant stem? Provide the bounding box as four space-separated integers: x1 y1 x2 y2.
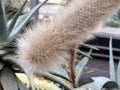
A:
69 49 77 88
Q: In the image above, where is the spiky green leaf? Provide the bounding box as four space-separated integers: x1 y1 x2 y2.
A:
75 49 92 84
23 68 34 90
77 49 91 58
0 0 8 42
109 37 116 81
81 44 99 50
9 0 48 41
0 66 18 90
50 66 71 82
102 81 118 89
8 0 27 33
92 76 116 90
43 73 72 90
16 77 29 90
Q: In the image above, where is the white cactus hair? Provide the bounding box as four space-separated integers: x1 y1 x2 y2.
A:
15 0 120 75
16 25 70 74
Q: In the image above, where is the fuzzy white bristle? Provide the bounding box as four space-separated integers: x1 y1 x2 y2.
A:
14 0 120 75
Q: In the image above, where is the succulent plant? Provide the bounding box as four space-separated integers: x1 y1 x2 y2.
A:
0 0 95 89
77 37 120 90
40 38 120 90
41 48 94 90
0 0 48 90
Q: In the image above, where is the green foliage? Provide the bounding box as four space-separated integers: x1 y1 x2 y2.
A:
9 0 48 42
41 37 120 90
8 0 27 32
0 63 28 90
81 76 118 90
109 37 116 81
0 0 48 90
0 0 8 42
75 49 92 85
106 9 120 28
91 37 120 90
106 20 120 28
42 49 93 90
79 37 120 90
108 37 120 89
115 9 120 21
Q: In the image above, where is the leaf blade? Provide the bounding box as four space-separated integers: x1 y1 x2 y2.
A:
102 81 118 89
50 66 71 82
75 49 92 84
43 73 72 90
92 76 118 90
81 44 99 51
9 0 48 41
0 0 8 42
0 66 18 90
109 37 116 81
16 76 29 90
77 49 91 58
8 0 27 33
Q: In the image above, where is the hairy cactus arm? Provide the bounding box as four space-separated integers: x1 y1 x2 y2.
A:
54 0 120 35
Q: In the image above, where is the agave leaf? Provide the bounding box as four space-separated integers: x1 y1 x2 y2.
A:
102 81 118 89
9 0 48 41
81 44 99 50
7 14 25 33
109 37 116 81
7 19 12 28
116 59 120 89
77 49 92 58
43 73 72 90
16 76 29 90
23 68 34 90
80 81 118 90
0 66 18 90
75 49 92 85
8 0 27 33
50 66 70 82
0 0 8 42
92 76 118 90
50 72 71 82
